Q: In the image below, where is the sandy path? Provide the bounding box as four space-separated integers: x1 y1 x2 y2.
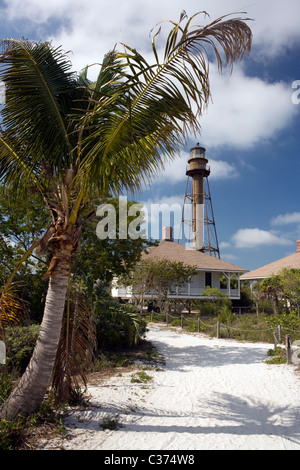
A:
39 325 300 450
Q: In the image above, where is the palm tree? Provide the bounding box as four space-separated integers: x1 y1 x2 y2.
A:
0 11 252 420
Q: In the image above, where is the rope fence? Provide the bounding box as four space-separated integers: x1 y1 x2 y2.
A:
143 310 300 364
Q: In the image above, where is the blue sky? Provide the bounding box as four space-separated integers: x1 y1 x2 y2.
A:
0 0 300 271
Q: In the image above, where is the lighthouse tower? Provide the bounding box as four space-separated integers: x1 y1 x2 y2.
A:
180 143 220 258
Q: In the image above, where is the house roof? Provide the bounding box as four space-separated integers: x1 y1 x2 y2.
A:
141 240 247 273
241 241 300 280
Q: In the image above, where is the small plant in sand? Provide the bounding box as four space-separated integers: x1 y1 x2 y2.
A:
131 371 153 383
265 346 286 364
99 415 122 431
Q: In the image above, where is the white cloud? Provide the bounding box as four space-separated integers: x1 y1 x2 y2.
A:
147 152 239 187
4 1 300 62
220 253 239 263
200 65 298 149
3 0 72 22
49 4 300 152
271 212 300 226
219 241 231 249
247 1 300 58
210 159 239 180
231 228 293 248
2 1 299 150
140 194 185 240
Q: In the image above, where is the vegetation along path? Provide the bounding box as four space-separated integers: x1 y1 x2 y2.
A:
39 325 300 450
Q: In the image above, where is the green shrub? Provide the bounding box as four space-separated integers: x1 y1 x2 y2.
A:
0 396 67 450
131 370 153 383
0 415 28 450
99 415 122 431
217 305 235 325
5 324 40 373
267 311 300 334
0 368 15 403
198 302 216 316
92 291 147 349
265 346 286 364
0 324 40 419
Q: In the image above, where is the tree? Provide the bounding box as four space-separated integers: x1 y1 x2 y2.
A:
279 268 300 312
258 275 283 316
201 286 231 316
72 197 157 294
0 11 252 419
251 282 262 316
0 185 50 322
123 258 197 313
255 268 300 315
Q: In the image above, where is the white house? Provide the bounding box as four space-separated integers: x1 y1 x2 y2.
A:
112 227 247 301
240 240 300 285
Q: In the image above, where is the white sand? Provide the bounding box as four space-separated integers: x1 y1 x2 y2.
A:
39 324 300 450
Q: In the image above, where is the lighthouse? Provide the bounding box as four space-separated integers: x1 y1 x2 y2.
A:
182 143 220 257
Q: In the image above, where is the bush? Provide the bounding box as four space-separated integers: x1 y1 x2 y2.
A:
267 311 300 334
92 290 147 349
217 305 235 338
0 414 28 450
217 305 235 325
4 324 40 373
198 302 216 316
0 368 15 404
0 324 40 420
265 346 286 364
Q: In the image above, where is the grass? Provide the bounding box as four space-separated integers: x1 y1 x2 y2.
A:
3 311 298 449
92 352 133 371
150 312 300 344
131 370 153 383
0 399 68 450
92 340 166 372
99 415 122 431
135 344 166 369
0 338 163 449
265 346 287 364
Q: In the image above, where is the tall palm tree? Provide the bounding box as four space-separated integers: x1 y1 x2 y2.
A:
0 11 251 420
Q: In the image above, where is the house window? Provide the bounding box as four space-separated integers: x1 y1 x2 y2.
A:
205 272 212 288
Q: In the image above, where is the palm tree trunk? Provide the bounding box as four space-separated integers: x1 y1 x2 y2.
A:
0 252 71 420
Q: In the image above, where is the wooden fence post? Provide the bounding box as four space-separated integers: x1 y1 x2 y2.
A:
273 329 278 349
278 325 281 342
166 312 168 325
217 321 220 339
181 315 184 329
198 317 201 333
286 335 291 364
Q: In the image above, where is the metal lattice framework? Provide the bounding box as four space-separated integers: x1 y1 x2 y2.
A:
178 145 220 258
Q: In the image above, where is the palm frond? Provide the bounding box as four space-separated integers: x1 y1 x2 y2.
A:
51 288 96 404
75 11 252 195
0 132 43 192
0 12 252 220
0 282 26 341
0 40 81 179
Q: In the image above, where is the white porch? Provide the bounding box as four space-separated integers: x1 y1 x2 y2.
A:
112 270 241 300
